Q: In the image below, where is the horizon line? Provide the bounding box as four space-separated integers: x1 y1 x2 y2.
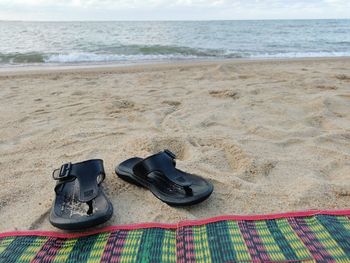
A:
1 18 350 22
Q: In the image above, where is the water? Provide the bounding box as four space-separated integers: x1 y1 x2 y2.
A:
0 20 349 66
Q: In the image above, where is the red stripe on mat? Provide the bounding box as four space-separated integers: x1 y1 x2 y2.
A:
1 209 350 239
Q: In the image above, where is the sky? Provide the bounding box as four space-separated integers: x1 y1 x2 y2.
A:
0 0 349 21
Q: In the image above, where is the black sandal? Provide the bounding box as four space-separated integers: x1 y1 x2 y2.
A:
115 150 213 206
49 159 113 230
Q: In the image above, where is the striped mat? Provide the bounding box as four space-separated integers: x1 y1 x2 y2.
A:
1 210 350 262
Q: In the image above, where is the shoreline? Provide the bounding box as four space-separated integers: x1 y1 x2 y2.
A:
1 56 350 75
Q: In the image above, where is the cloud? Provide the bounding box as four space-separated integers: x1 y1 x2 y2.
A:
0 0 349 9
0 0 349 20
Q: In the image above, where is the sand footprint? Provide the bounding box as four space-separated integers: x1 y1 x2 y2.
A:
71 90 85 96
209 89 240 99
335 74 350 81
195 64 237 81
304 115 326 128
29 209 51 230
162 100 181 107
105 97 135 117
190 137 276 183
320 160 350 198
315 85 338 90
160 101 184 133
323 96 350 118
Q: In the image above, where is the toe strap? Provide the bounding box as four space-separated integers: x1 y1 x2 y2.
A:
133 150 193 193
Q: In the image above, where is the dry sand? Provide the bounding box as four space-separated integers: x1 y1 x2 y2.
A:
0 58 350 232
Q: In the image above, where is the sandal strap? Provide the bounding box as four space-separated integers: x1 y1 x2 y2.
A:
53 159 105 202
133 150 192 189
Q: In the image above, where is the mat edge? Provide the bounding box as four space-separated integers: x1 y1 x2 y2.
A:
1 209 350 239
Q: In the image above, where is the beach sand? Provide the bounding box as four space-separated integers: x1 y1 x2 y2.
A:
0 58 349 232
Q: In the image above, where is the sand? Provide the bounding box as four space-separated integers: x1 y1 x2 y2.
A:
0 58 349 232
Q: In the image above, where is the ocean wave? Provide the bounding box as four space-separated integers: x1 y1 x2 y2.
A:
92 44 226 57
0 45 243 64
0 52 45 64
1 48 350 65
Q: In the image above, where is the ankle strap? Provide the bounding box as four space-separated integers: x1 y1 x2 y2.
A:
53 159 105 202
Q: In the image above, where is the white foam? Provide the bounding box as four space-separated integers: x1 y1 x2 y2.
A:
43 51 350 64
44 52 199 63
250 51 350 58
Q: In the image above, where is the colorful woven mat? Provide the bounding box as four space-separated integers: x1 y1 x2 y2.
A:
1 210 350 262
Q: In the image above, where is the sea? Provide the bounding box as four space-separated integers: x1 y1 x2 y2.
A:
0 19 349 66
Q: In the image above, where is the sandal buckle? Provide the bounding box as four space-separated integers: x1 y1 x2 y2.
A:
53 162 72 180
164 149 176 159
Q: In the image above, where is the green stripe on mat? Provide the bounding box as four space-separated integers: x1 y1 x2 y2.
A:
192 225 210 262
119 229 143 262
255 220 287 261
161 229 176 263
52 238 77 263
86 232 110 263
329 216 350 257
275 218 313 260
135 228 165 262
304 216 348 260
18 237 47 263
226 220 252 262
0 237 16 255
265 220 298 260
0 237 35 263
206 221 237 262
66 234 100 263
309 217 350 258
